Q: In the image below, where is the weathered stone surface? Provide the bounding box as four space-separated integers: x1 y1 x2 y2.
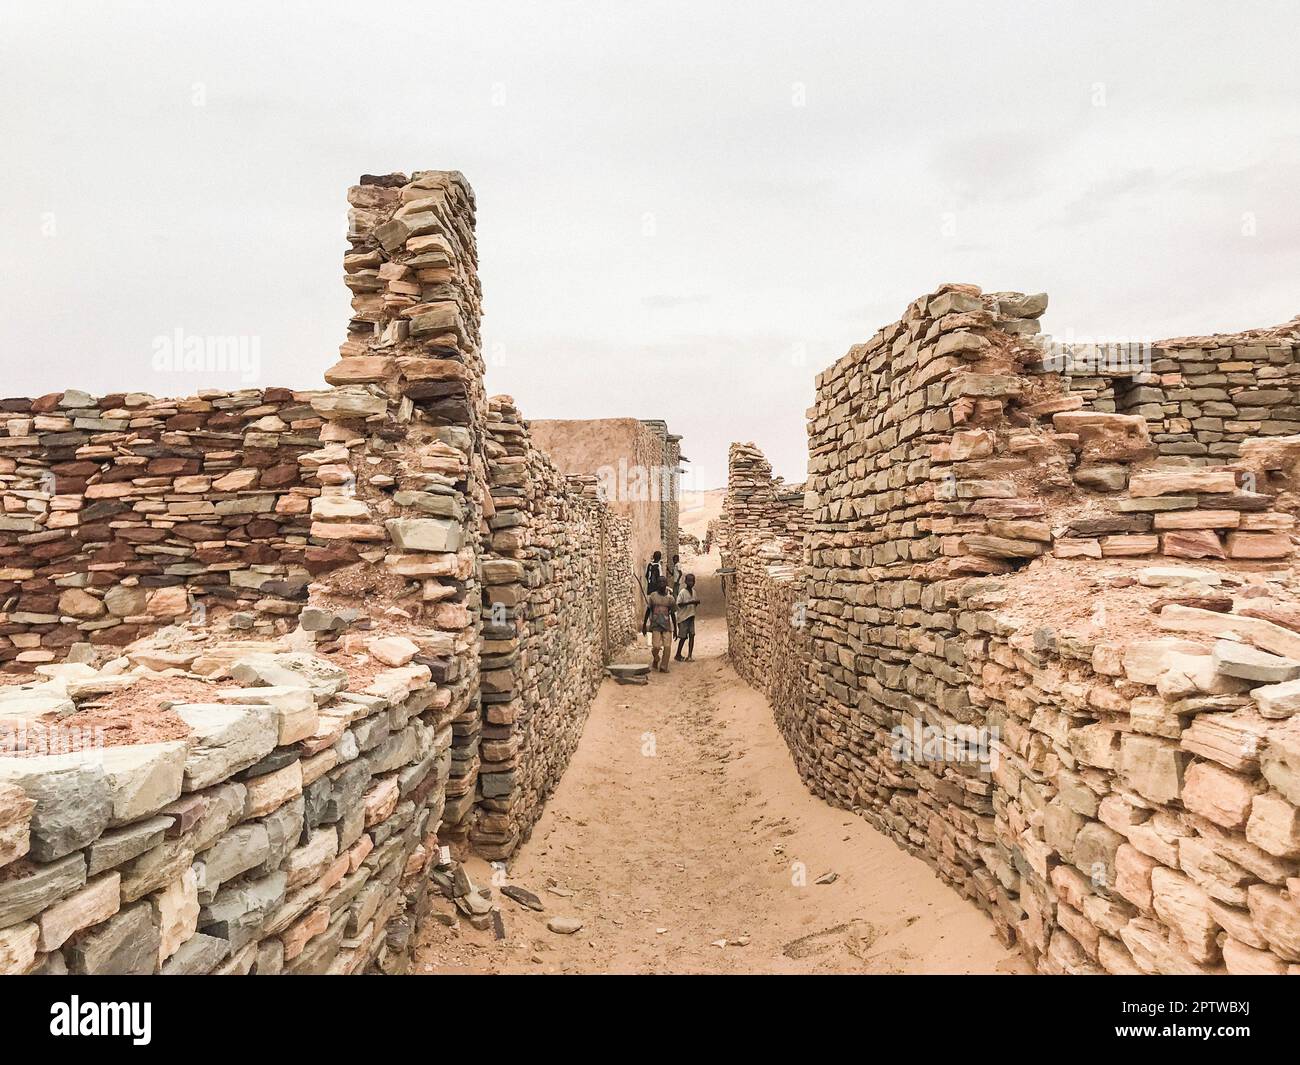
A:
1247 883 1300 962
64 901 160 975
1120 734 1187 804
118 836 195 903
0 921 39 974
1181 761 1265 829
152 866 199 963
217 685 318 745
199 872 286 953
1213 640 1300 684
97 741 188 825
0 782 34 869
0 755 111 861
160 931 228 975
37 872 120 951
1246 791 1300 858
230 653 347 698
385 517 463 552
1255 678 1300 719
0 852 86 929
174 703 277 790
85 815 174 876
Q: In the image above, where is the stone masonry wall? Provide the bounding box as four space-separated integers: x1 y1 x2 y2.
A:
0 641 458 975
728 284 1300 974
1055 319 1300 465
469 396 635 859
0 170 638 974
719 443 808 750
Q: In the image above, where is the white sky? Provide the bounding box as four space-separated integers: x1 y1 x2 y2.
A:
2 0 1298 487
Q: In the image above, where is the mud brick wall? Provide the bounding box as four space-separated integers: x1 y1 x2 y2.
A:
469 397 635 859
727 283 1300 974
529 416 680 579
0 646 458 975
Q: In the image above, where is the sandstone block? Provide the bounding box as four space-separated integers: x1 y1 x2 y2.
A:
173 703 277 791
37 872 120 952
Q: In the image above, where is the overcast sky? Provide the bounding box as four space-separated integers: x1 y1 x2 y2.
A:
2 1 1298 487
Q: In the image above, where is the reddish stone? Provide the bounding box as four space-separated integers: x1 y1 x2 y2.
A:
51 461 100 476
1161 530 1226 559
245 520 280 539
304 544 359 574
261 464 300 488
146 458 197 476
171 523 224 542
30 393 64 413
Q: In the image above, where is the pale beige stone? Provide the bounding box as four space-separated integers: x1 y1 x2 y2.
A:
37 872 121 952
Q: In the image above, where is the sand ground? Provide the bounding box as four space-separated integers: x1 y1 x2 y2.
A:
412 551 1026 974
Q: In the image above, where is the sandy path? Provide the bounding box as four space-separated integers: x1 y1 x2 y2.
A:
413 553 1026 975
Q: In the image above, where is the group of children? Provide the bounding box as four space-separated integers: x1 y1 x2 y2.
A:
640 550 699 674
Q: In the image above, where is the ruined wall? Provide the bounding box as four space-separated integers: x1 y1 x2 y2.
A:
0 170 635 974
730 284 1300 974
718 443 809 748
0 170 488 675
470 397 635 859
1058 318 1300 464
529 417 680 582
0 644 460 975
0 388 334 669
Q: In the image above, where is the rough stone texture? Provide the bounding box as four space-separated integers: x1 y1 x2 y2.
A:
0 755 111 861
724 284 1300 975
0 169 647 976
717 443 810 760
463 397 636 858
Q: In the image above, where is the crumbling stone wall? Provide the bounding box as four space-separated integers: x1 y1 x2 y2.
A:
1056 319 1300 465
718 443 808 741
469 397 635 859
728 284 1300 974
0 645 457 974
0 388 338 669
0 170 638 974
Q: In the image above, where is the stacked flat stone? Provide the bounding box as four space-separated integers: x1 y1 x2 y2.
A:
470 397 635 859
719 443 809 753
0 645 454 975
0 388 346 667
724 283 1300 975
0 171 491 674
722 436 800 723
1126 323 1300 464
963 575 1300 974
1 169 658 974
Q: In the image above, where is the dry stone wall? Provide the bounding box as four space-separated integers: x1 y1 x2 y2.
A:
0 644 456 975
470 396 634 859
727 284 1300 974
0 170 639 974
1057 318 1300 464
718 443 809 753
